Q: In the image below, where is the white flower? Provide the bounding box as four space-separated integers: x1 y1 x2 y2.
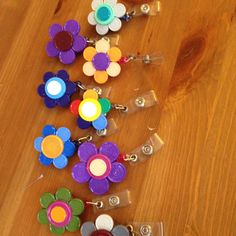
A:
88 0 126 35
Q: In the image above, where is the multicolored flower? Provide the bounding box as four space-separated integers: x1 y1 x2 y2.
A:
70 89 111 131
37 188 84 235
83 38 122 84
46 20 87 64
72 141 126 195
34 125 76 169
88 0 126 35
38 70 77 108
80 214 129 236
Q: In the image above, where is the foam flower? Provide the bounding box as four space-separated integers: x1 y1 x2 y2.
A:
46 20 87 64
37 188 84 235
34 125 75 169
70 89 111 131
83 38 122 84
72 142 126 195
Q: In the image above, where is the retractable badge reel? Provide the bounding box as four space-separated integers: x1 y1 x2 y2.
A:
81 214 164 236
88 0 161 35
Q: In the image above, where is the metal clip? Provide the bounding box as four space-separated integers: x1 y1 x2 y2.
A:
86 201 104 209
140 225 152 235
124 154 138 163
75 81 87 91
142 144 154 156
135 97 146 107
108 195 120 207
112 104 129 113
75 135 92 146
96 129 107 137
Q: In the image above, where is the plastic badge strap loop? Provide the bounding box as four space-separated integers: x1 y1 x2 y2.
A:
95 118 118 138
86 34 120 46
87 190 131 212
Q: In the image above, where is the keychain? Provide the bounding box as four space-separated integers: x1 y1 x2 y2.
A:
38 188 132 235
72 133 164 195
88 0 161 35
82 38 163 84
46 19 119 64
81 214 164 236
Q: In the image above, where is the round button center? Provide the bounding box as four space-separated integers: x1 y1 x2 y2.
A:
45 77 66 99
95 4 114 25
92 53 110 71
89 159 107 177
41 135 64 158
53 30 74 51
50 206 67 223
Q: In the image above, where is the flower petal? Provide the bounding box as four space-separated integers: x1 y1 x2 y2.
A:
49 23 63 38
88 12 97 25
46 41 59 57
40 192 55 208
72 163 91 183
63 141 76 157
113 3 126 17
59 50 76 64
95 214 114 231
99 98 111 113
108 162 126 183
43 72 54 83
69 199 84 215
57 70 69 81
55 187 72 202
42 125 56 136
73 35 87 52
66 216 81 232
94 71 108 84
34 137 43 152
64 20 80 35
70 100 81 115
106 62 121 77
95 38 110 53
44 96 57 108
50 225 65 235
53 154 68 169
99 142 119 162
39 153 53 166
83 47 97 61
57 95 70 107
83 89 99 100
104 0 117 6
108 47 122 62
83 62 96 76
96 24 109 35
112 225 130 236
66 81 77 95
92 0 103 10
89 178 110 195
78 142 98 162
37 209 49 225
37 84 46 97
56 127 71 142
92 115 108 130
109 17 122 32
77 117 92 129
80 222 96 236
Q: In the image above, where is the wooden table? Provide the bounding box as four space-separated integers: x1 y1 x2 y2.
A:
0 0 236 235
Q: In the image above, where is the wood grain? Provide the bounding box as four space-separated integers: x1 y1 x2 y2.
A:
0 0 236 235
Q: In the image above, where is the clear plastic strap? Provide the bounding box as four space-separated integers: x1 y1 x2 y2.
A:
127 221 164 236
128 133 164 165
133 0 161 16
87 34 120 46
87 190 131 213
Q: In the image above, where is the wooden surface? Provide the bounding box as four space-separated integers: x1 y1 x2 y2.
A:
0 0 236 235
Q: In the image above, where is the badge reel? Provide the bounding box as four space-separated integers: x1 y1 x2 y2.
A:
88 0 161 35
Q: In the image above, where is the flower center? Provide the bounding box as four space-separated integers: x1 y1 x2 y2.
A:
50 206 66 223
41 135 64 158
92 53 110 71
95 4 114 25
45 77 66 99
53 30 74 51
91 230 113 236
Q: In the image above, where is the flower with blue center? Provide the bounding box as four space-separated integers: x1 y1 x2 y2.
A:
34 125 76 169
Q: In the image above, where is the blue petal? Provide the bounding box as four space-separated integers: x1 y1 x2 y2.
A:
56 127 71 142
92 115 108 131
39 153 53 166
53 155 68 169
42 125 56 136
63 141 76 157
34 137 43 152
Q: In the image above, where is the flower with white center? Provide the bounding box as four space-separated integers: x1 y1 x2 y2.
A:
88 0 126 35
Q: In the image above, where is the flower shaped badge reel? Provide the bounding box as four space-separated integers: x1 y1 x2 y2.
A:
88 0 161 35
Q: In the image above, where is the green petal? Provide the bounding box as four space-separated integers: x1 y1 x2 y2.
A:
66 216 81 232
40 192 55 208
99 98 111 114
55 188 72 202
37 209 49 224
50 225 65 235
69 199 84 216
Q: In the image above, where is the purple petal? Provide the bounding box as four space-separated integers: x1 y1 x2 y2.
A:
38 84 46 97
66 81 77 95
78 142 97 162
89 178 109 195
72 35 87 53
72 163 90 183
64 20 80 35
44 97 56 108
56 70 69 81
99 142 120 162
57 95 70 107
49 23 63 38
43 72 54 83
59 50 76 64
46 41 59 57
108 162 126 183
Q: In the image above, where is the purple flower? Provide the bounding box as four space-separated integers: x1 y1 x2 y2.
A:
38 70 77 108
46 20 87 64
72 142 126 195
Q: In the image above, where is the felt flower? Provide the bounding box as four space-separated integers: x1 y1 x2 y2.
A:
46 20 87 64
88 0 126 35
34 125 75 169
70 89 111 131
37 188 84 235
72 142 126 195
83 38 122 84
37 70 77 108
80 214 130 236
